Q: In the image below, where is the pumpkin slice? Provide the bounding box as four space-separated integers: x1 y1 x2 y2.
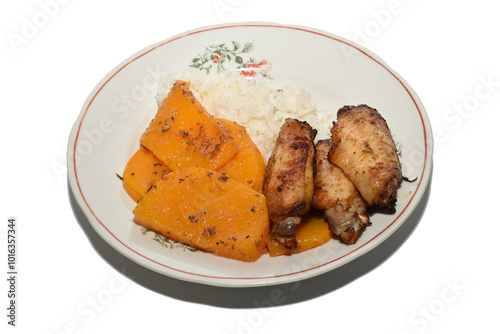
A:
122 146 171 202
133 166 270 262
216 119 266 192
267 210 333 257
140 80 239 171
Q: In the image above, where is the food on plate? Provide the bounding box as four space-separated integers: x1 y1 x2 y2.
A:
262 118 317 249
140 80 239 171
122 146 171 202
122 71 404 261
328 105 402 212
312 139 370 244
133 166 269 262
216 118 266 192
267 210 332 256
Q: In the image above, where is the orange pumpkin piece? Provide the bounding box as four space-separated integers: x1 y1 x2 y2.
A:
122 146 171 202
216 119 266 192
140 80 239 171
267 210 333 257
133 166 270 262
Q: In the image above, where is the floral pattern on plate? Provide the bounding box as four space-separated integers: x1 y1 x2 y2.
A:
189 41 272 78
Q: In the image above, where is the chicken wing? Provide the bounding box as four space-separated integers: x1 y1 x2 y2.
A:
263 118 317 249
328 105 402 212
312 139 370 244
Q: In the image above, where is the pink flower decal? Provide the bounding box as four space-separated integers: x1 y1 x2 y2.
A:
241 59 272 78
212 52 225 63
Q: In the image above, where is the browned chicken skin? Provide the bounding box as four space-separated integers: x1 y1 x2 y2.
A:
312 139 370 244
263 118 317 249
328 105 402 212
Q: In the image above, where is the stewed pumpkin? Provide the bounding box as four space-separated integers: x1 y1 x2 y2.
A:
133 166 270 262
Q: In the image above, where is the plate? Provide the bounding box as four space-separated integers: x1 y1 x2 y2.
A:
67 22 433 287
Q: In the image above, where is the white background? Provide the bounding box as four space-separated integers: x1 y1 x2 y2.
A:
2 0 499 333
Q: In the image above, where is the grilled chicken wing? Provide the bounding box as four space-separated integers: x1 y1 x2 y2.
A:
328 105 402 212
263 118 317 249
312 139 370 244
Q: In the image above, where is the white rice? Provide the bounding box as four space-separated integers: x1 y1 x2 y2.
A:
156 70 333 160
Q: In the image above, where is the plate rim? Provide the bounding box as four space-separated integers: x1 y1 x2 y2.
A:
67 21 434 287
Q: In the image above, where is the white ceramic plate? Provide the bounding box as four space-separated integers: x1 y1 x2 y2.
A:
67 22 433 287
